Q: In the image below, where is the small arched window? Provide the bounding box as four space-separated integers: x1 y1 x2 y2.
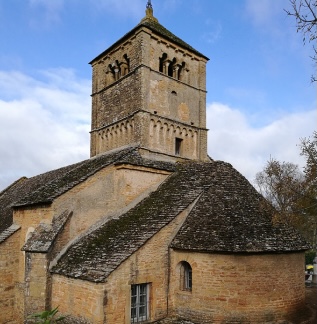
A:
159 53 168 73
180 261 192 291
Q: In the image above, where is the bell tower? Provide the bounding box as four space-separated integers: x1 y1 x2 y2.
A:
89 1 209 161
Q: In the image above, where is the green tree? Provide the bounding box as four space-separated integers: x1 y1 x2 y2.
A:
285 0 317 82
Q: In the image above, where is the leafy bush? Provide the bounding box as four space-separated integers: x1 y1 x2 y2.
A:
305 250 316 265
28 307 66 324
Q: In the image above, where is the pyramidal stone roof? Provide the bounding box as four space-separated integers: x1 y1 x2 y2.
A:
89 6 208 64
51 159 309 283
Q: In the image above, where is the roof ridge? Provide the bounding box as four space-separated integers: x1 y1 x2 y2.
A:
13 146 139 208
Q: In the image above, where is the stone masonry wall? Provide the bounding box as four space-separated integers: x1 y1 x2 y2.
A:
50 199 194 323
12 205 53 322
51 275 106 324
90 26 208 161
13 206 53 284
9 165 168 323
24 252 50 317
169 250 305 323
147 31 207 90
91 32 143 129
0 231 20 324
147 72 203 126
52 165 169 245
101 202 194 324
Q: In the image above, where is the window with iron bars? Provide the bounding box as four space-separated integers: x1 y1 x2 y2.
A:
131 283 149 323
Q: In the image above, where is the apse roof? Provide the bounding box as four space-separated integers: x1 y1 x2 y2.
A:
51 158 309 283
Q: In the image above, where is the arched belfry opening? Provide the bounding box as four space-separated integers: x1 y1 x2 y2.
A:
159 53 168 73
168 57 176 77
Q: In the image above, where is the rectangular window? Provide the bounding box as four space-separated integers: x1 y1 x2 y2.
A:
131 283 149 323
180 261 192 291
185 266 192 290
175 138 183 156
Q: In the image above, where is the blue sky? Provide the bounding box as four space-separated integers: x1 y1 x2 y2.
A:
0 0 316 190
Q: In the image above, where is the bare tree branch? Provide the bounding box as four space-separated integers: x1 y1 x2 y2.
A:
285 0 317 81
255 132 317 249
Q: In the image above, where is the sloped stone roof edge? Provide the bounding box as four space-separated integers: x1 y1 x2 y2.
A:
12 146 140 208
170 161 310 253
89 16 208 65
51 163 206 282
0 224 21 244
22 210 72 253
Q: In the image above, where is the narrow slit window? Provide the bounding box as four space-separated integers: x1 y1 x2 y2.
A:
180 261 192 291
175 138 183 156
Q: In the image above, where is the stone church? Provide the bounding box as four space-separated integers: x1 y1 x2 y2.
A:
0 2 309 324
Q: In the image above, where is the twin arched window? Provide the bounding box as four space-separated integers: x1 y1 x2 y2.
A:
159 53 185 80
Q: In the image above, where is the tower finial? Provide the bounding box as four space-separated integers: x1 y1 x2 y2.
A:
145 0 154 17
146 0 152 9
142 0 158 22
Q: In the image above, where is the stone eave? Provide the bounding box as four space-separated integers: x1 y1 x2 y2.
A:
170 246 310 254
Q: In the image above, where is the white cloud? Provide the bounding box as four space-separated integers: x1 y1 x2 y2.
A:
207 102 317 185
244 0 281 28
0 69 315 192
202 21 222 44
0 69 90 190
28 0 64 27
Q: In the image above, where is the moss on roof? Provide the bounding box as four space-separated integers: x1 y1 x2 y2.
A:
13 146 174 208
138 16 208 59
0 146 175 235
22 210 71 253
89 13 208 65
171 162 308 253
51 160 309 283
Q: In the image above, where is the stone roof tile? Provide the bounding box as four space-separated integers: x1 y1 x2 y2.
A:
51 162 208 282
89 14 208 65
22 210 72 252
13 146 138 208
0 146 174 237
51 161 309 283
171 162 309 253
